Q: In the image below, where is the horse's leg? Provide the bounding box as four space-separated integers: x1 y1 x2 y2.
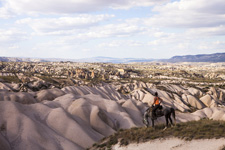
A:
151 119 154 128
168 115 174 126
171 108 176 125
165 115 169 127
143 116 149 127
146 118 149 127
162 116 168 130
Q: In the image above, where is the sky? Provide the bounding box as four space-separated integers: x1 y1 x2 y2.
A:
0 0 225 59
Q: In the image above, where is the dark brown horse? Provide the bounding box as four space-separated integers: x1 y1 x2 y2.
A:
143 106 176 129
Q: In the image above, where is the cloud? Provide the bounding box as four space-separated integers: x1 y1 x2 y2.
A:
148 31 179 46
187 25 225 36
0 0 168 17
0 28 28 57
0 28 28 44
99 40 143 48
75 23 146 39
212 41 225 51
146 0 225 28
1 0 224 59
111 0 169 9
15 15 145 38
213 41 225 45
16 14 114 35
0 5 15 18
195 41 225 53
29 37 100 59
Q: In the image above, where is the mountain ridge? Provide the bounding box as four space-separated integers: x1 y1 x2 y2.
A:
167 52 225 62
0 52 225 63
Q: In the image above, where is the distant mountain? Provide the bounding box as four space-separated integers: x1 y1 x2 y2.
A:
166 53 225 62
1 53 225 63
0 57 48 62
75 56 155 63
0 56 155 63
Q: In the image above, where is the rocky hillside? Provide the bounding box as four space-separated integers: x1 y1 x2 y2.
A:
0 61 225 150
0 81 225 150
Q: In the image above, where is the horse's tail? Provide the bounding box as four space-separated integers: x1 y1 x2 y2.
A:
171 108 176 125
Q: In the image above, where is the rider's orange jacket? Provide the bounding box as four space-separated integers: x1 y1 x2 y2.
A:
154 97 160 105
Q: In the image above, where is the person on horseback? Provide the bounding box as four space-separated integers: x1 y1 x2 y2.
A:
152 92 163 119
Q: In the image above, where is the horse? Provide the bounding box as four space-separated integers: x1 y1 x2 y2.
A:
143 106 176 129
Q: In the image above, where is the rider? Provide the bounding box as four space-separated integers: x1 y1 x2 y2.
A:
152 92 163 119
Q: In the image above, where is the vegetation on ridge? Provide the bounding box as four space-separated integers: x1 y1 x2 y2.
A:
89 119 225 150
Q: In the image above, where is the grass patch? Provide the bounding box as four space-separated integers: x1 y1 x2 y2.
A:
220 145 225 150
188 77 223 83
38 75 60 84
0 76 20 83
89 119 225 149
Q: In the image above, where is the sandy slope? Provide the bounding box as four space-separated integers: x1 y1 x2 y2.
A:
113 138 225 150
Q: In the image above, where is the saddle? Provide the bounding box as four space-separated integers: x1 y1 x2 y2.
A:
150 105 163 119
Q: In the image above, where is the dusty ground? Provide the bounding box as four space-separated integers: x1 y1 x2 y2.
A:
113 138 225 150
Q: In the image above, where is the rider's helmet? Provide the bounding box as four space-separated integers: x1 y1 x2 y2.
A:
155 92 158 96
